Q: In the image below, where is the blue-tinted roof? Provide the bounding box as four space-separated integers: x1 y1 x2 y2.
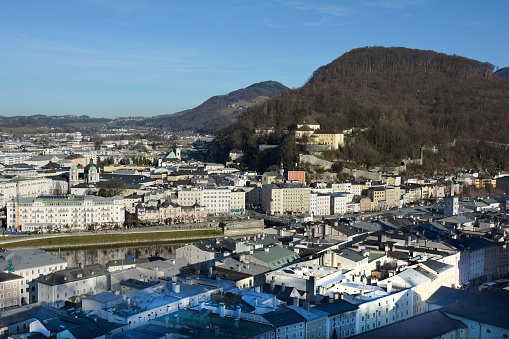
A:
314 300 358 315
263 307 306 327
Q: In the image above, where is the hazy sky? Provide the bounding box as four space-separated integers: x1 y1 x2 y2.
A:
1 0 507 118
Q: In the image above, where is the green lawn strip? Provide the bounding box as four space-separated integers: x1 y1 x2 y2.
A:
0 230 222 248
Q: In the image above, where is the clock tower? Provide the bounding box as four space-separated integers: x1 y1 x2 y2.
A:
444 196 458 216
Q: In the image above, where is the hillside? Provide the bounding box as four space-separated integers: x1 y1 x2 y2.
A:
496 67 509 80
137 81 289 134
0 115 112 133
210 47 509 173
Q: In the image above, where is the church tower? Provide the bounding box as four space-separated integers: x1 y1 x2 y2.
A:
69 165 79 187
87 165 99 183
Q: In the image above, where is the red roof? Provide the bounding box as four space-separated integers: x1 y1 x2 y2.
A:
296 125 314 131
300 115 319 126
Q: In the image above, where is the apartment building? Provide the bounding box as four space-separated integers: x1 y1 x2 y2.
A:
261 184 310 215
286 167 306 184
330 194 349 215
0 178 52 208
0 272 23 310
0 249 68 304
231 188 246 213
179 186 244 214
136 201 207 224
37 264 109 308
6 195 125 231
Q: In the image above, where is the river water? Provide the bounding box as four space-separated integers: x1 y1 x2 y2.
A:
47 243 183 267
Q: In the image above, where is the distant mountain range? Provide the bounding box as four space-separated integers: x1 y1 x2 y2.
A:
210 47 509 173
135 81 289 134
0 81 288 134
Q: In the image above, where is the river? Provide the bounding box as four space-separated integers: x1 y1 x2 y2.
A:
47 243 184 267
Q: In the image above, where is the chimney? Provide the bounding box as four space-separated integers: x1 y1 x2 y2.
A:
126 297 131 308
281 282 285 292
219 303 225 317
165 315 169 328
293 297 299 306
78 262 83 268
173 314 179 327
270 280 275 291
234 319 239 328
172 283 180 293
303 300 310 311
309 276 317 299
236 305 241 320
254 298 258 306
387 281 392 294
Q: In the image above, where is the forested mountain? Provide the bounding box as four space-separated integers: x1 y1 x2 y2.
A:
209 47 509 173
496 67 509 80
136 81 289 134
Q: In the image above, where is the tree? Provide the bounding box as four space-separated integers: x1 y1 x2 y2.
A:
98 177 125 197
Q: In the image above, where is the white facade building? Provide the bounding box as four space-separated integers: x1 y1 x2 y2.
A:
317 194 331 216
6 195 125 231
0 249 68 304
178 186 244 214
37 264 109 308
310 193 317 216
0 178 52 208
330 194 349 215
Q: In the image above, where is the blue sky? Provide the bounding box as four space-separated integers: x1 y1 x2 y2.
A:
1 0 508 118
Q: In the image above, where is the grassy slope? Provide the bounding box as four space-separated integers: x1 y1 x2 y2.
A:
0 229 222 249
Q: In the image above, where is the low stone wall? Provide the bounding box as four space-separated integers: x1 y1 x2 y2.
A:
223 219 264 236
299 154 335 169
342 168 382 181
